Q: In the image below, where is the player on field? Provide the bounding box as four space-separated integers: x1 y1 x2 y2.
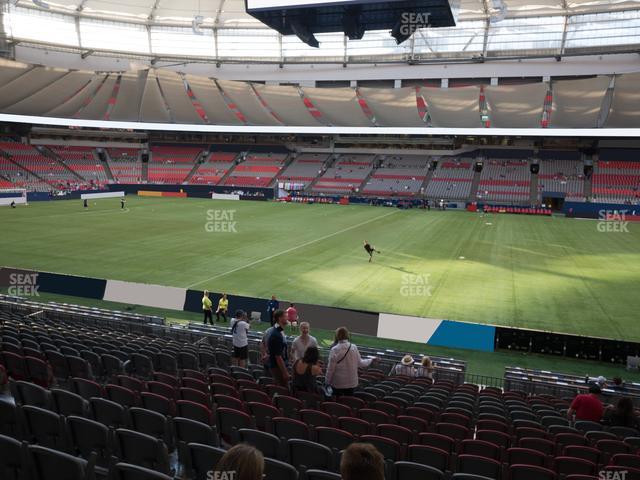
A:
121 197 126 209
363 240 380 263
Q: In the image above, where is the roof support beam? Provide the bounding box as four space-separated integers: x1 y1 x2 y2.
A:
559 0 569 55
481 0 490 57
81 49 94 59
76 0 89 13
148 0 161 21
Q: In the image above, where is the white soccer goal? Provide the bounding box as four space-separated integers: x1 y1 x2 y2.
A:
0 188 28 206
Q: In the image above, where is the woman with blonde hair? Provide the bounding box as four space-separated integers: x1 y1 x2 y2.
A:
214 444 264 480
416 355 434 379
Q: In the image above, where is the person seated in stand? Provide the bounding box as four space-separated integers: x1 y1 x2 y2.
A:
602 397 640 429
416 355 434 379
390 355 416 377
292 345 322 393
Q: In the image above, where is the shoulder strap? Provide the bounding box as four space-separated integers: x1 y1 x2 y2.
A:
336 343 352 364
231 320 239 334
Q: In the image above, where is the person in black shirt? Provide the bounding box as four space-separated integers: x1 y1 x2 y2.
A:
83 199 88 209
267 309 289 388
121 197 126 209
363 240 380 263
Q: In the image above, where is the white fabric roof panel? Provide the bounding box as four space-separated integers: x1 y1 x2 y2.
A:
358 87 425 127
484 83 549 128
302 87 372 127
606 73 640 128
46 75 105 117
0 59 32 88
155 70 203 124
139 70 171 123
77 74 117 120
217 80 280 126
37 0 640 24
550 76 610 128
110 72 147 122
5 71 94 116
253 84 320 127
421 86 482 128
184 74 242 126
0 66 68 109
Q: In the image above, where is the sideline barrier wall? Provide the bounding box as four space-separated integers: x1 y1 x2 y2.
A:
378 313 496 352
104 279 187 310
0 267 106 299
81 191 124 200
107 183 275 200
564 201 640 219
138 190 187 198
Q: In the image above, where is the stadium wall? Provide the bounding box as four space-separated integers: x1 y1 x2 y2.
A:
106 184 274 200
564 201 640 219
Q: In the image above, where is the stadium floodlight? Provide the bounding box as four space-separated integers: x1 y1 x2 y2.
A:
489 0 507 24
32 0 50 8
192 15 205 35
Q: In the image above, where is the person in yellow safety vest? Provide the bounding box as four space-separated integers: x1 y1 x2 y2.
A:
202 290 213 325
216 293 229 322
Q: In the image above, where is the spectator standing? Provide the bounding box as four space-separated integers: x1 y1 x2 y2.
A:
202 290 213 325
291 322 318 363
602 397 640 429
231 310 251 368
267 295 279 326
567 384 604 423
340 443 385 480
292 345 322 393
267 309 289 387
214 444 264 480
286 303 298 328
390 355 416 377
216 293 229 322
325 327 375 397
416 356 434 379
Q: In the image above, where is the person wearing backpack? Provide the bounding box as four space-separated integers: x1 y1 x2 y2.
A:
231 309 250 368
325 327 376 397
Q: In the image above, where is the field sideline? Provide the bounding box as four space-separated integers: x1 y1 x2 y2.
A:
1 196 639 341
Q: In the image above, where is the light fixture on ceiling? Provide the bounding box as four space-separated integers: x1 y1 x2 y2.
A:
192 0 204 35
192 15 204 35
489 0 507 24
32 0 50 8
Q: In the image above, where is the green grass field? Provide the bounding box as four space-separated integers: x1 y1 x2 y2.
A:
2 196 640 341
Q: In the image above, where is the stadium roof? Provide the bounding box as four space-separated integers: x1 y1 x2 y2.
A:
2 0 640 63
1 58 639 132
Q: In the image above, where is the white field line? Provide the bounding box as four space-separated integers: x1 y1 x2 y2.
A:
186 209 399 288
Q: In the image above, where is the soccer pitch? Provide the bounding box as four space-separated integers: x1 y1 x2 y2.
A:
2 196 639 341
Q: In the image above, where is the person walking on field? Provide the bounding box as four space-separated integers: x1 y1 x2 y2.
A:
202 290 213 325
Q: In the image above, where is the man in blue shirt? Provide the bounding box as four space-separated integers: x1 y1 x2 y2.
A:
267 295 280 326
267 309 289 387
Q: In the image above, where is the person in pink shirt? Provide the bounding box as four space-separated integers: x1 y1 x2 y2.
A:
286 303 298 325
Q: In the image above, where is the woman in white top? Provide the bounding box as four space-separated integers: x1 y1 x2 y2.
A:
390 355 416 377
325 327 375 397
